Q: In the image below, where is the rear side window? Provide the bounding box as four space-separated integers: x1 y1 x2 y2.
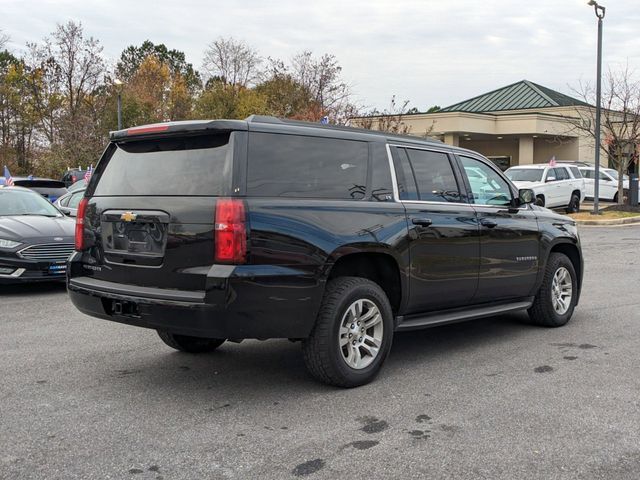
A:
94 134 232 196
405 148 461 202
369 143 394 201
392 147 418 200
247 133 368 199
569 166 582 178
555 167 569 180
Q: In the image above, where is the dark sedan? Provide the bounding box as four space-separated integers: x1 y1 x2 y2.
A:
0 186 75 283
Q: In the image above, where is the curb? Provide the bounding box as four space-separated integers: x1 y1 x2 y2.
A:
575 215 640 226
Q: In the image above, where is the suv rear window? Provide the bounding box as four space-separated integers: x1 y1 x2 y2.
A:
94 134 232 196
247 133 368 199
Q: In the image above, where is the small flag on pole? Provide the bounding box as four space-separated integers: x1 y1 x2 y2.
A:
549 156 557 167
3 166 14 186
84 165 93 183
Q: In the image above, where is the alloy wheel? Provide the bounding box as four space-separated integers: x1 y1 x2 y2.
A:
338 299 384 370
551 266 573 315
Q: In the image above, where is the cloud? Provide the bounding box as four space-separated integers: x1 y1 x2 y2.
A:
3 0 639 110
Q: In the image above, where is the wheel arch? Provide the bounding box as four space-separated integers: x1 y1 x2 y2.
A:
538 239 583 305
323 247 407 315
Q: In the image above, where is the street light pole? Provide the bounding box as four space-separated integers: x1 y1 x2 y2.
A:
114 78 123 131
588 0 605 215
117 92 122 130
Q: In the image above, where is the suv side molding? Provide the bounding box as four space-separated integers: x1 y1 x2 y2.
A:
395 298 534 331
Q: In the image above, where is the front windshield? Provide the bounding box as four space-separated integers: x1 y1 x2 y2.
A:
505 168 544 182
0 189 62 217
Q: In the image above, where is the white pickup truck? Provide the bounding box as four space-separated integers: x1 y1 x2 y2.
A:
505 163 585 213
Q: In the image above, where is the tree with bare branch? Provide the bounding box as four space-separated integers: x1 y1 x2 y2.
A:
289 51 356 123
26 21 107 170
567 65 640 204
202 37 262 89
0 31 9 51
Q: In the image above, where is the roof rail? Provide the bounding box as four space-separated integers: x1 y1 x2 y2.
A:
245 115 444 145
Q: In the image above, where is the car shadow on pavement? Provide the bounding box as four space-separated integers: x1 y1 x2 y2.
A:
1 281 67 295
107 312 539 399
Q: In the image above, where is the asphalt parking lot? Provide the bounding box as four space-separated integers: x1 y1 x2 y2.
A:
1 225 639 480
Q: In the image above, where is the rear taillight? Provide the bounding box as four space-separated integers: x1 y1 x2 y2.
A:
214 198 247 264
75 198 89 251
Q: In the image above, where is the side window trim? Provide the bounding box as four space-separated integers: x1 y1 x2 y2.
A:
389 146 418 201
385 143 401 201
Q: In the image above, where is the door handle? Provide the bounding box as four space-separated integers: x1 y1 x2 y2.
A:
480 218 498 228
412 218 433 227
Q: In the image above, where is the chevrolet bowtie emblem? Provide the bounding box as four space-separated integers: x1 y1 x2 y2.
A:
120 211 137 222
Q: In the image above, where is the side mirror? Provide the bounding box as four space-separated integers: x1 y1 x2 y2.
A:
60 207 71 216
518 188 535 205
546 176 556 183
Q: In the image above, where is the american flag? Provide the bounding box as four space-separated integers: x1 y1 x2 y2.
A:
549 156 557 167
3 166 14 186
84 165 92 183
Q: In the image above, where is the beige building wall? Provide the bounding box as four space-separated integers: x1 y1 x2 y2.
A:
462 140 519 166
351 103 612 167
533 138 580 163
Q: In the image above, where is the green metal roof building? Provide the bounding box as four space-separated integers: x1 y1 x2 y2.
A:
395 80 596 169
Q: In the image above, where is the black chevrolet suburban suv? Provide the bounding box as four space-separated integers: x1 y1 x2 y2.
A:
67 116 583 387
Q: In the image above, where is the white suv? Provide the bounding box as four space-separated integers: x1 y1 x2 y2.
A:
578 166 632 202
505 164 585 213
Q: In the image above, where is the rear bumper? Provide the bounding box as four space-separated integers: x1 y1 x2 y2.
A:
67 260 324 339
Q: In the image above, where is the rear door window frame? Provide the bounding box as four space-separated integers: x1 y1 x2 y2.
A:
388 144 470 204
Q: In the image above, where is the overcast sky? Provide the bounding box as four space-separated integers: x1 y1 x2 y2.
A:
3 0 639 111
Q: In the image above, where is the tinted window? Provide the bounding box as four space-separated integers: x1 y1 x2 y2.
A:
460 156 512 206
94 134 232 196
545 169 557 182
555 167 569 180
569 166 582 179
369 143 394 201
247 133 368 199
405 149 460 202
392 147 418 200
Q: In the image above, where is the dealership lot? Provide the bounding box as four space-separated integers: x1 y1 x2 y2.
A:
1 225 639 480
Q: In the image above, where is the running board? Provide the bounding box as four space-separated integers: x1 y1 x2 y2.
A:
395 298 534 331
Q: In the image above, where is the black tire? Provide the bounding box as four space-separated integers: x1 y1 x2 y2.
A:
565 193 580 213
535 195 545 207
613 192 619 203
157 330 225 353
528 253 577 327
302 277 394 388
